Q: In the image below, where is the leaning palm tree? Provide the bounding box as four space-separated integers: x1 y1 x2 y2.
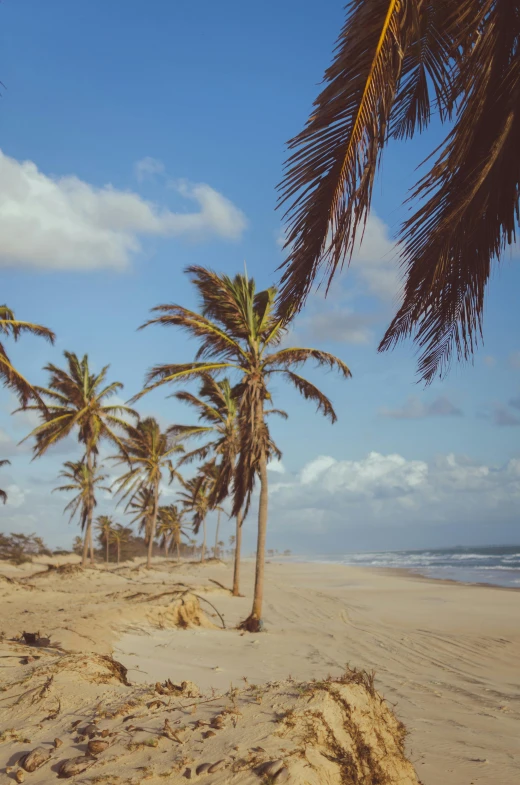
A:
0 458 10 504
278 0 519 383
0 305 55 407
53 459 111 564
135 267 350 630
21 352 136 566
96 515 115 563
156 504 187 559
111 417 184 569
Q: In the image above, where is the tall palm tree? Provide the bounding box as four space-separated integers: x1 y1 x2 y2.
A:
96 515 115 563
1 305 55 407
111 524 130 564
156 504 187 559
111 417 184 569
53 459 111 563
0 458 11 504
171 374 282 594
21 352 136 566
277 0 520 383
135 267 350 630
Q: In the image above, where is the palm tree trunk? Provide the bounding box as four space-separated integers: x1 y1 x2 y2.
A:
176 539 180 561
232 509 243 596
82 448 95 568
201 517 206 563
214 509 221 559
240 450 268 632
117 541 121 564
164 538 168 557
106 534 109 563
147 480 160 569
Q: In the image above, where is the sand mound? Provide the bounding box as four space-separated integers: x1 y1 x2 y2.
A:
277 671 417 785
1 637 418 785
146 590 218 629
22 563 83 581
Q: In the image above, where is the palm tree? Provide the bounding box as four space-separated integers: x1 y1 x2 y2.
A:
111 417 184 569
22 352 136 566
171 374 276 594
135 267 350 630
53 459 111 563
111 524 130 564
177 470 214 564
156 504 186 559
277 0 519 383
96 515 115 563
1 305 55 407
127 486 155 543
0 458 11 504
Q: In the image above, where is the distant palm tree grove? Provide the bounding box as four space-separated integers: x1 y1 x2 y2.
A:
0 267 351 630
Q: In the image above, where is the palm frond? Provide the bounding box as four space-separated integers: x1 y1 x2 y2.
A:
381 0 520 381
277 0 413 313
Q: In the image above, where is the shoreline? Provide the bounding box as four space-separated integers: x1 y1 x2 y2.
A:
265 555 520 590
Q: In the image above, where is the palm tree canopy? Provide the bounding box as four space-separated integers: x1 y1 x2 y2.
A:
95 514 115 540
111 417 184 505
0 305 55 408
136 266 350 515
156 504 188 546
0 457 11 504
53 459 111 531
277 0 520 383
127 486 155 541
177 469 216 535
21 351 137 456
171 374 283 507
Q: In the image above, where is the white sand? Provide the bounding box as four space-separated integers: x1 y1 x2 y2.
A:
1 556 519 784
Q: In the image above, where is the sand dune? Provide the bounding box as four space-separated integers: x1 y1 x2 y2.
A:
1 556 518 784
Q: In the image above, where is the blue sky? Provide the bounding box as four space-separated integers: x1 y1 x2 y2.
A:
1 0 519 553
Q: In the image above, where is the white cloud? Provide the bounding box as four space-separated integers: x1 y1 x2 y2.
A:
301 309 373 345
380 395 463 420
276 211 399 303
134 157 165 182
349 213 400 301
0 150 248 271
267 458 286 474
267 451 520 531
5 484 27 508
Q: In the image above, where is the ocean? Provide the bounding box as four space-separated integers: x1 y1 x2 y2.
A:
300 545 520 588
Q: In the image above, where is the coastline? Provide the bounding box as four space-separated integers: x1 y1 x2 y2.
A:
1 556 519 784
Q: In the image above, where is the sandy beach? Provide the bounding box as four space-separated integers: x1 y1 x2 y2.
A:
1 556 518 784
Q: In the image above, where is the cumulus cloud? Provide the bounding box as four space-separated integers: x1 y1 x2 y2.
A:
0 150 248 270
267 458 286 474
301 310 373 345
380 395 462 420
350 213 400 301
134 156 165 182
277 212 399 303
267 451 520 532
